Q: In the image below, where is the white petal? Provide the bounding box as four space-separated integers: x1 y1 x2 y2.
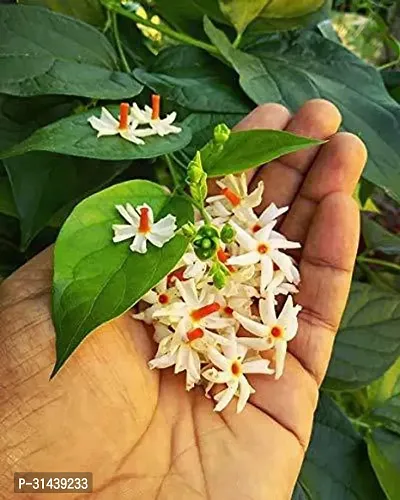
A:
175 344 189 374
87 116 117 135
259 203 288 225
242 359 274 375
147 231 173 248
270 250 295 282
259 293 277 325
229 220 257 251
175 279 199 307
207 346 230 371
271 238 301 250
244 181 263 208
202 368 232 384
134 127 157 138
148 352 176 370
100 107 120 127
254 220 276 243
237 337 272 351
130 103 150 124
112 224 137 242
227 251 260 266
116 204 137 225
233 312 267 338
274 340 287 380
152 214 176 232
130 233 147 253
206 194 225 203
260 255 274 292
214 383 238 412
120 129 145 145
237 376 252 413
164 111 177 124
141 290 158 304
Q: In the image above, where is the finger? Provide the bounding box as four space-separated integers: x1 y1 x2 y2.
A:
207 103 291 195
289 193 360 385
281 133 367 244
250 99 342 213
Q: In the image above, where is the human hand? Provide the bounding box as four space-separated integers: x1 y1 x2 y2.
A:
0 99 367 500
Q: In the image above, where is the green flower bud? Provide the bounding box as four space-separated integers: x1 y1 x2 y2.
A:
197 225 219 240
180 221 197 240
213 270 226 290
194 243 217 261
187 151 207 204
220 223 236 244
213 124 231 145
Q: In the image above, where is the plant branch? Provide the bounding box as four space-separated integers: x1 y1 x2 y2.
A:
104 2 219 56
165 155 182 188
357 255 400 272
180 192 211 224
111 12 131 73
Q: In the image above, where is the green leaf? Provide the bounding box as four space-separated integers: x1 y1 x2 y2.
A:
0 171 17 218
19 0 106 27
52 180 193 375
324 282 400 390
362 215 400 256
249 0 329 32
5 154 130 249
0 213 24 278
200 128 323 177
115 15 155 69
218 0 269 35
0 5 142 99
367 428 400 500
206 24 400 202
0 105 192 161
368 358 400 407
134 46 251 114
370 394 400 435
298 393 385 500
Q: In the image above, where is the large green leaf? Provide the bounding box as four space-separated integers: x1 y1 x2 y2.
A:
5 154 130 249
52 180 193 375
0 105 192 161
370 394 400 435
298 393 384 500
362 215 400 256
0 172 17 218
218 0 269 35
368 358 400 408
19 0 106 27
205 21 400 202
324 282 400 390
367 428 400 500
134 46 251 114
0 95 132 247
0 5 142 99
200 128 323 176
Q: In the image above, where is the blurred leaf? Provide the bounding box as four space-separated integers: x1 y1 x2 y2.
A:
0 214 24 277
115 15 155 68
367 428 400 500
325 282 400 390
134 46 251 113
218 0 269 35
0 5 142 99
0 105 192 161
362 215 400 255
370 394 400 435
5 154 130 249
298 393 385 500
291 482 308 499
201 129 323 176
248 0 329 32
19 0 106 27
52 180 192 375
0 172 17 218
205 22 400 203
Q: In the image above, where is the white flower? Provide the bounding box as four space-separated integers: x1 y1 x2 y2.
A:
203 343 274 413
88 103 154 144
226 220 301 292
265 269 299 297
245 202 289 233
206 173 263 221
153 279 233 331
112 203 176 254
233 293 302 379
181 251 207 280
132 277 179 324
130 95 182 137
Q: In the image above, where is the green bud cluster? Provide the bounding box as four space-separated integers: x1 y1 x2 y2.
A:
187 151 207 205
193 225 219 261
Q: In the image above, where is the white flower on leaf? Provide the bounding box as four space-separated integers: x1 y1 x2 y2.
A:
112 203 176 254
234 293 302 379
206 174 263 221
130 95 182 137
226 220 301 292
203 343 274 413
88 103 154 144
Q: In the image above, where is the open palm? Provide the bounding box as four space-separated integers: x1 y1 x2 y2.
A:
0 100 366 500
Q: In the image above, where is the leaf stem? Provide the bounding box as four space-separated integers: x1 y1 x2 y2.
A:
357 255 400 272
165 155 181 188
111 12 131 73
232 32 242 49
104 2 219 56
349 416 371 432
180 192 211 224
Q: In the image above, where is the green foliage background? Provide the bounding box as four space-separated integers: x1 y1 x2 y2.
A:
1 0 400 497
